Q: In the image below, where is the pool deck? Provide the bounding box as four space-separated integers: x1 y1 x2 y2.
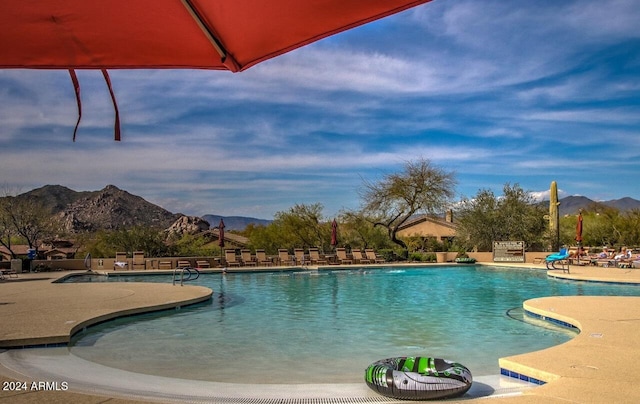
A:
1 264 639 403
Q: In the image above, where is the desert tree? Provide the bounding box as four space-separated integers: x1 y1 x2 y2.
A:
455 183 546 251
337 210 392 250
246 203 332 253
0 193 62 255
359 158 456 249
0 197 17 258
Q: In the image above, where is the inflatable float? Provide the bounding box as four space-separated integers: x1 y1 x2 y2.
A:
365 356 472 400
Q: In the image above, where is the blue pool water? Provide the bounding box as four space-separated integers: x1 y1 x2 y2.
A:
68 266 640 384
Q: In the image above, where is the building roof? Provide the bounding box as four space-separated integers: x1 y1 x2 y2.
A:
398 214 457 231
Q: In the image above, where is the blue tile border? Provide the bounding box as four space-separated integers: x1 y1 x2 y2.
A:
547 273 640 286
20 342 68 349
524 310 579 330
500 309 580 385
500 368 545 385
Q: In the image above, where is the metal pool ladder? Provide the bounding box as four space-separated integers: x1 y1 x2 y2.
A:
172 267 200 286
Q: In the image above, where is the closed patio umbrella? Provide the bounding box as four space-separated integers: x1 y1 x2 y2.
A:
331 219 338 249
575 210 583 264
218 218 225 250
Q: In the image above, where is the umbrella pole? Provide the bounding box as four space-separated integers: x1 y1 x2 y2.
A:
576 210 583 265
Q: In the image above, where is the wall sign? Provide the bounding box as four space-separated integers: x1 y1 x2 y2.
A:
493 241 525 262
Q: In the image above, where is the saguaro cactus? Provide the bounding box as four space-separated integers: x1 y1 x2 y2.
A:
549 181 560 251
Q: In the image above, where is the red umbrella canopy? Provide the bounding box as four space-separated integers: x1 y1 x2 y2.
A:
0 0 433 72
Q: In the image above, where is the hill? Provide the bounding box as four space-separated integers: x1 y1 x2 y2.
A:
553 195 640 216
13 184 181 232
606 197 640 212
6 185 270 233
16 184 95 214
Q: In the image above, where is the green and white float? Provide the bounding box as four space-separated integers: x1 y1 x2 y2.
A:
365 356 472 400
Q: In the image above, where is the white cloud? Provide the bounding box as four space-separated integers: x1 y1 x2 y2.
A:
523 108 640 125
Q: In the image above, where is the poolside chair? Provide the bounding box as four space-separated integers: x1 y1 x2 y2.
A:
335 248 353 265
177 259 192 268
545 248 570 272
365 249 386 264
114 252 128 270
567 247 589 266
158 260 173 269
241 249 257 266
351 249 371 264
308 248 327 265
196 259 211 268
224 250 241 267
1 269 18 280
132 251 146 270
255 249 272 266
294 248 306 265
612 250 636 268
278 249 294 266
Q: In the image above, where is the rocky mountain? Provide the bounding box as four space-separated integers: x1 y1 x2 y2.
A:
14 184 181 233
8 185 269 234
16 184 95 214
166 215 210 237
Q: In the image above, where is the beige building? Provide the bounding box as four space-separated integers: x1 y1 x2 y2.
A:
0 240 78 261
397 211 457 243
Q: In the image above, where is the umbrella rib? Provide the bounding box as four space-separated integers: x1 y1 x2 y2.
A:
101 69 121 141
68 69 82 142
181 0 240 71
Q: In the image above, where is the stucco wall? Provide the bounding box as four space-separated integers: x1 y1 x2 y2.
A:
397 220 456 239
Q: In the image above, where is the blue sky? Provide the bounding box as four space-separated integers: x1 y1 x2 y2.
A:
1 0 639 220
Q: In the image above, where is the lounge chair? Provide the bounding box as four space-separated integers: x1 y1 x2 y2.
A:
335 248 353 265
241 250 257 266
1 269 18 280
294 248 306 265
589 251 614 267
224 250 241 267
365 249 386 264
114 252 128 270
196 259 211 268
255 249 272 266
545 248 570 271
278 249 294 266
158 260 173 269
308 248 327 265
566 247 588 265
351 249 370 264
589 248 625 267
613 250 637 268
177 259 191 268
132 251 145 270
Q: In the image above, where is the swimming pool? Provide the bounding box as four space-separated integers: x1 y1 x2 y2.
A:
68 266 640 384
